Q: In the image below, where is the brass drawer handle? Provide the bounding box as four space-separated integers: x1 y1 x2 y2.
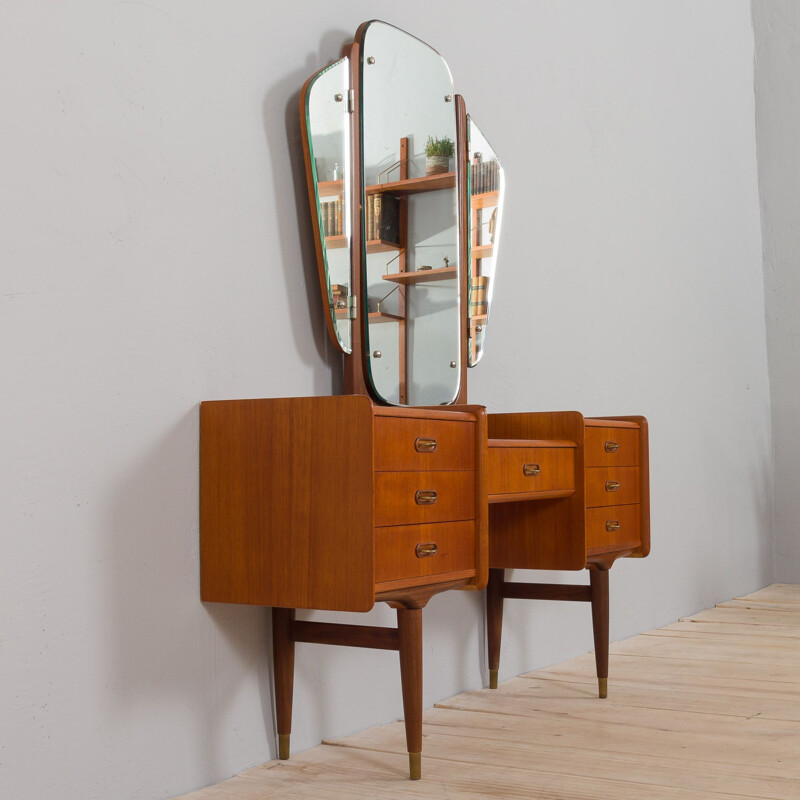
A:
415 490 438 505
604 441 620 453
605 481 620 492
415 542 438 558
606 520 621 532
415 437 438 453
523 463 540 477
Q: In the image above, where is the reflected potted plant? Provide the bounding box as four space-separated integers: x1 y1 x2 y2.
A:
425 136 454 175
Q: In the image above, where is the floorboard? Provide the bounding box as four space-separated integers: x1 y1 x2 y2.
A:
174 584 800 799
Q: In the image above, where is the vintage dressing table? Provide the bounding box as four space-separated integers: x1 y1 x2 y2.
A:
200 20 649 781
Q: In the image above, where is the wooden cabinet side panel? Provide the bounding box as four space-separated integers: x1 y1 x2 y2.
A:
632 416 650 557
200 396 375 611
463 405 489 589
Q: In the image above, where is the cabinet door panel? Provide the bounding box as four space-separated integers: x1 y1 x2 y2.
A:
374 520 476 584
586 505 641 553
374 470 474 526
374 417 473 471
585 466 640 507
585 426 639 468
487 445 574 496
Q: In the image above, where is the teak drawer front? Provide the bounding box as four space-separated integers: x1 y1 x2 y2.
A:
487 446 575 496
585 466 640 507
585 426 640 468
374 471 475 527
374 521 476 584
374 417 474 472
586 505 641 553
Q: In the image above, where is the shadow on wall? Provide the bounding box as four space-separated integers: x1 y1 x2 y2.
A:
103 408 275 789
261 28 354 398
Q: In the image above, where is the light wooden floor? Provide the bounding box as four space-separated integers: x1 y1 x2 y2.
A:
178 584 800 799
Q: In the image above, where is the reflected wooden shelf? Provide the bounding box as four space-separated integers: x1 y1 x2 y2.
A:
333 309 404 324
369 311 404 324
382 266 457 284
472 244 494 259
366 172 456 196
324 237 402 254
318 179 344 198
471 190 499 210
366 238 402 254
325 235 347 250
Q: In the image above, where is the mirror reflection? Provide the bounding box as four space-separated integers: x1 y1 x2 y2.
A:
303 58 352 353
360 21 462 405
467 117 505 366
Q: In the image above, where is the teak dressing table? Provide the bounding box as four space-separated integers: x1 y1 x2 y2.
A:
200 20 649 781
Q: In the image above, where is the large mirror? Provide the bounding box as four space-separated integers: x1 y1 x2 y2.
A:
359 21 462 405
301 22 503 406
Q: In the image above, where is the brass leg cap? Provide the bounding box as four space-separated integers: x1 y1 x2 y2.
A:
408 753 422 781
278 733 290 760
598 677 608 699
489 669 498 690
408 752 421 780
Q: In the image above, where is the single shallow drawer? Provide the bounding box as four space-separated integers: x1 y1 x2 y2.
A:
585 426 640 468
374 470 475 527
487 444 575 497
585 466 640 507
374 416 474 472
586 505 641 553
374 520 476 584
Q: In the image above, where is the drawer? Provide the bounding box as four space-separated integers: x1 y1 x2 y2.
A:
585 466 640 507
374 471 475 527
374 521 476 584
585 426 639 468
374 416 474 471
586 505 641 553
487 445 575 497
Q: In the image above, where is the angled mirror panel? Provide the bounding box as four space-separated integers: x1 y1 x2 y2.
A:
303 58 353 353
467 117 505 367
359 21 462 405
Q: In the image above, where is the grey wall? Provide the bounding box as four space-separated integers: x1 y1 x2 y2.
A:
753 1 800 583
1 2 773 799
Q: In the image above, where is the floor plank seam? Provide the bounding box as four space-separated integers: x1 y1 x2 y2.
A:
437 697 796 722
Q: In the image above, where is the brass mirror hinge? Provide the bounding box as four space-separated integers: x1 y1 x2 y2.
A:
347 295 357 319
415 542 438 558
347 88 355 113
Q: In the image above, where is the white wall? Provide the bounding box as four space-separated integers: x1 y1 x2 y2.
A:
1 2 772 799
752 1 800 583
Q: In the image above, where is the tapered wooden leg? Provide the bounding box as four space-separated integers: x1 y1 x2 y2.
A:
486 568 505 689
272 607 296 759
397 607 422 780
589 567 609 699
